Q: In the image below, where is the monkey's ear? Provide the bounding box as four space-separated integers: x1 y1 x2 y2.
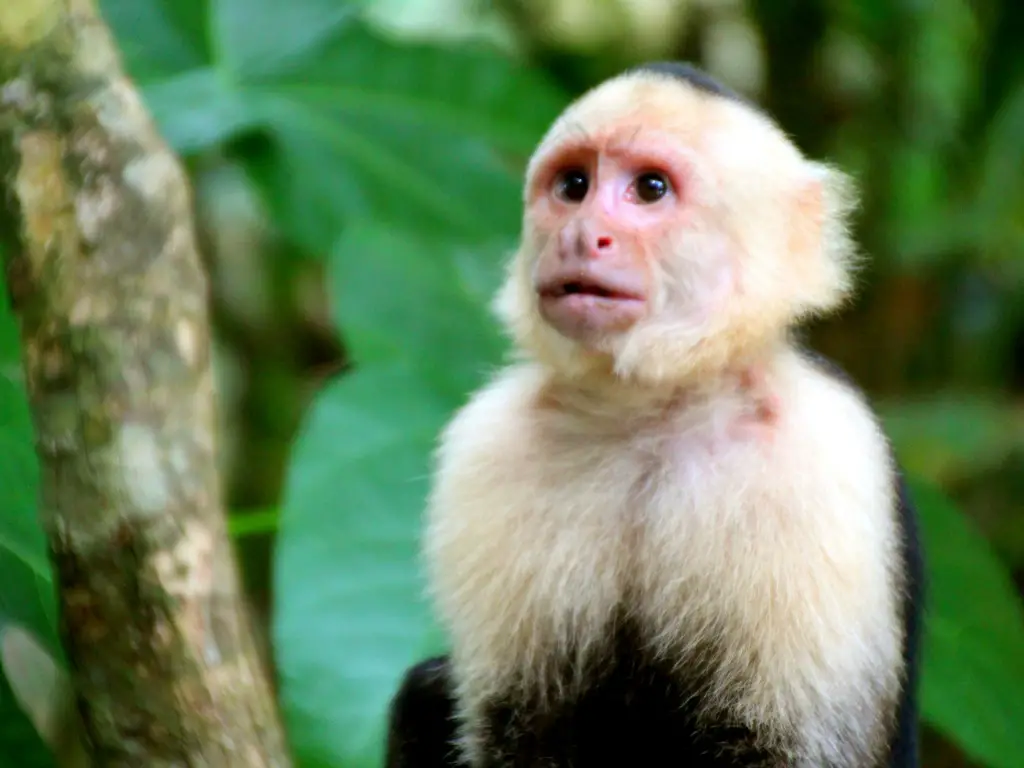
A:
789 166 826 258
790 161 860 315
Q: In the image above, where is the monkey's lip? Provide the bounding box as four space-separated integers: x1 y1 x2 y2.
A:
535 274 647 338
535 275 645 303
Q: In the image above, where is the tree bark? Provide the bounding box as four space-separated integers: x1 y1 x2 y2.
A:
0 0 292 765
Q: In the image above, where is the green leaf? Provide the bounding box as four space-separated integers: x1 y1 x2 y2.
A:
0 277 58 766
0 381 54 641
0 672 54 768
210 0 364 77
101 0 567 252
329 223 509 394
241 27 562 251
274 363 451 767
0 270 56 650
914 479 1024 768
141 69 258 156
0 625 85 768
100 0 210 79
276 226 508 765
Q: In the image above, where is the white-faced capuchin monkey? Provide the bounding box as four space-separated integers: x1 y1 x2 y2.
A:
384 61 925 767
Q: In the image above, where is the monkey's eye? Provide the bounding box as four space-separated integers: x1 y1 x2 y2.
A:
554 168 589 203
634 172 670 204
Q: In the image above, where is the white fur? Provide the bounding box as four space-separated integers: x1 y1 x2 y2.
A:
424 351 902 765
495 73 861 390
422 69 901 766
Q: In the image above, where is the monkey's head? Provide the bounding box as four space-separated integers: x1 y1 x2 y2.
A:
495 64 860 386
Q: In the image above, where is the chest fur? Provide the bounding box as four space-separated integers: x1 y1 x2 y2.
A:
424 366 903 765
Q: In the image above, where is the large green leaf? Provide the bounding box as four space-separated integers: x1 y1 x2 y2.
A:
274 364 449 767
100 0 210 79
100 0 567 253
0 269 57 767
0 379 54 645
914 480 1024 768
274 227 508 765
0 672 54 768
328 223 509 396
0 263 56 651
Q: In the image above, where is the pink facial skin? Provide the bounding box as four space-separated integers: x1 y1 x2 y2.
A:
525 125 784 443
527 128 692 346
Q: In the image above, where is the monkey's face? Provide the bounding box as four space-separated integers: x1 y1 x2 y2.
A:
525 127 683 346
495 73 856 385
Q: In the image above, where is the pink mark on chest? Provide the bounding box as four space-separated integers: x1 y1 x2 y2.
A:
729 365 781 444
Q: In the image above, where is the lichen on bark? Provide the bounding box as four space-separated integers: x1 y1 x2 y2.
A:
0 1 291 765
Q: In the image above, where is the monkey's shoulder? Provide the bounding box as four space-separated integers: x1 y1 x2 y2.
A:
435 363 548 464
428 363 631 524
768 350 892 468
648 351 894 506
682 351 900 530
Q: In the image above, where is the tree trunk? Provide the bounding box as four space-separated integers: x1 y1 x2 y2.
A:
0 0 292 765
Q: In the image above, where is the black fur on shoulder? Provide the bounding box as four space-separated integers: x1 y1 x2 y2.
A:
385 655 459 768
887 468 925 767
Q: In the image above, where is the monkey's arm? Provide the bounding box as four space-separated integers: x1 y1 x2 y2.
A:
385 655 460 767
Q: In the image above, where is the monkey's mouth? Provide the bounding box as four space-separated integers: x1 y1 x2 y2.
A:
557 282 622 299
535 275 647 339
538 278 644 302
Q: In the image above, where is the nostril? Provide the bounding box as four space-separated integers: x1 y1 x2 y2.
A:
596 236 612 249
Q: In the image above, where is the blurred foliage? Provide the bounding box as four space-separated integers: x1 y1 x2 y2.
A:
0 267 55 768
0 0 1023 766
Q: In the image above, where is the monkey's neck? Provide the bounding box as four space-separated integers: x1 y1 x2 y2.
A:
539 342 787 423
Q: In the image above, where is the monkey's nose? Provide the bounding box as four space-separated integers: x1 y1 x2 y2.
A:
584 233 614 258
563 225 614 260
